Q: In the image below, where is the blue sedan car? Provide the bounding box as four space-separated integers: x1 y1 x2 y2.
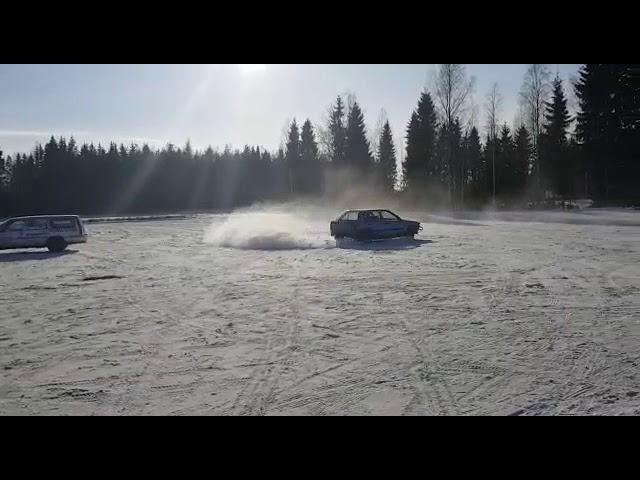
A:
330 209 422 241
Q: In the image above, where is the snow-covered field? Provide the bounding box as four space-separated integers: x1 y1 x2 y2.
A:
1 206 639 415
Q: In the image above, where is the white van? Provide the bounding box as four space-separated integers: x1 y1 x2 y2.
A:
0 215 88 252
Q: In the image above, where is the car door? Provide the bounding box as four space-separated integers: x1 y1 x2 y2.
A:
356 211 382 237
377 210 406 237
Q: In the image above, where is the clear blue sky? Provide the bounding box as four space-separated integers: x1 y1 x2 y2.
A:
0 64 580 157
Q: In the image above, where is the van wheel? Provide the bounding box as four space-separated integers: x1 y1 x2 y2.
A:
46 237 67 253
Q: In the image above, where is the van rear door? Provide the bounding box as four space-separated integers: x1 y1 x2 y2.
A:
50 217 80 235
77 217 87 236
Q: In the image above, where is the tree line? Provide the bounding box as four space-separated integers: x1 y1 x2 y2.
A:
1 64 638 217
0 139 291 215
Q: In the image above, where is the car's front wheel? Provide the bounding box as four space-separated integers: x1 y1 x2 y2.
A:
46 237 68 253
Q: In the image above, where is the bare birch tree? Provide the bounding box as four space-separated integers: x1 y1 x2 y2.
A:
485 82 502 204
434 64 475 205
520 64 551 191
435 64 475 128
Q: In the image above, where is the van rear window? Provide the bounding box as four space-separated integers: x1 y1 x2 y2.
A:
50 219 77 230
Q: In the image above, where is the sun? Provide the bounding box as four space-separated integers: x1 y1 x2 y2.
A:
238 64 266 75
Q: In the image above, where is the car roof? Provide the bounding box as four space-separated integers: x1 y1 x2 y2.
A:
4 215 80 221
343 209 395 213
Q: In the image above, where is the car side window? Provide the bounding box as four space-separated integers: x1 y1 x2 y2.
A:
380 211 400 221
346 212 358 221
7 220 27 232
27 219 49 230
359 211 380 222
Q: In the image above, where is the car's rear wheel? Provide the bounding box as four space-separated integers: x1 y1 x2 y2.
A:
46 237 67 253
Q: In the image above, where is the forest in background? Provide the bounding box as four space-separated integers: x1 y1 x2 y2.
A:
1 64 638 217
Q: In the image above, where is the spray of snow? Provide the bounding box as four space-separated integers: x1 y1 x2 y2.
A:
204 210 335 250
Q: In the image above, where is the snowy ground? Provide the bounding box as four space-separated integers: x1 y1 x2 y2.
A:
1 207 639 415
